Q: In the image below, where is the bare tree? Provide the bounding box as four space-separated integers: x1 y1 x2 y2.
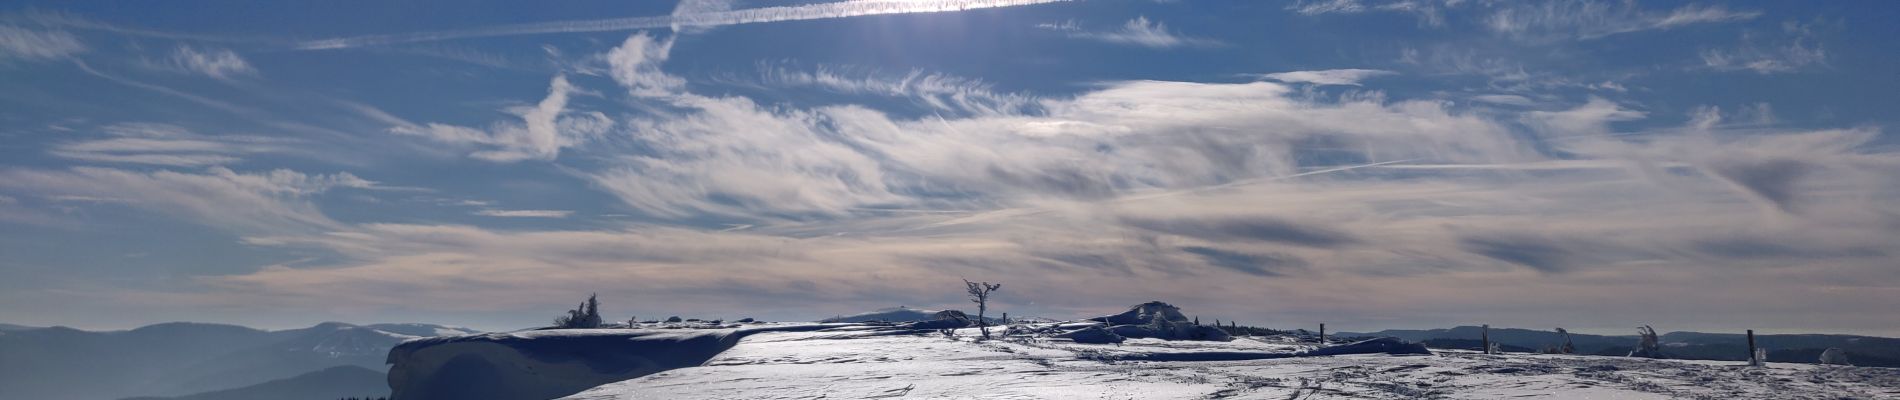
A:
963 279 1001 339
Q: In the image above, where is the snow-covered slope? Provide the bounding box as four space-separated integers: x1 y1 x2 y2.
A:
566 329 1900 399
385 324 841 400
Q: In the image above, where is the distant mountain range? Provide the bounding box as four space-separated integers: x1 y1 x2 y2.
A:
122 365 388 400
1341 326 1900 367
820 306 1006 324
0 322 43 331
0 321 476 400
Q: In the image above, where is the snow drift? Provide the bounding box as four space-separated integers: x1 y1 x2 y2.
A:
386 325 835 400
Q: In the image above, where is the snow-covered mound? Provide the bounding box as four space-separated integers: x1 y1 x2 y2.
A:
1083 301 1231 341
386 324 837 400
1089 301 1191 325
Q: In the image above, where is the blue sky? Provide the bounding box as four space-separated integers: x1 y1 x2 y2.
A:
2 0 1897 334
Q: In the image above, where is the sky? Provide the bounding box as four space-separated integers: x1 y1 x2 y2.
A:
1 0 1897 335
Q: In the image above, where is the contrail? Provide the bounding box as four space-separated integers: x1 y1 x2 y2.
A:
298 0 1073 49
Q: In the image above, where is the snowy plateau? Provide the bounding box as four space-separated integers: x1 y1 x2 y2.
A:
380 303 1900 400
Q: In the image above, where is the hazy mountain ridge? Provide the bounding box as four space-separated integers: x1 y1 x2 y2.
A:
0 322 43 331
819 306 1004 324
0 321 472 400
121 365 389 400
1341 326 1900 367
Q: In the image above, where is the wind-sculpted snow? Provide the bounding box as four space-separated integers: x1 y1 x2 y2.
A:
1298 337 1433 357
385 324 840 400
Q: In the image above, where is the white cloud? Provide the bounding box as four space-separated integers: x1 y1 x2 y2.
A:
0 166 373 233
1289 0 1368 15
172 146 1900 329
0 25 84 61
297 0 1070 49
1653 4 1763 30
163 46 256 79
1553 104 1891 215
589 95 903 218
1258 69 1395 86
474 209 574 218
1484 1 1759 41
391 74 614 162
750 64 1038 116
1523 96 1646 138
580 31 1524 219
1291 1 1759 40
604 32 684 97
1288 0 1448 27
1033 20 1081 32
49 32 1899 333
50 123 297 167
1041 16 1220 49
1469 94 1536 107
1701 25 1826 74
6 0 1896 336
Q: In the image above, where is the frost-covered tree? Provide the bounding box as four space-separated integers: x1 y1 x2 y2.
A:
1819 348 1852 365
1628 325 1662 358
1550 327 1580 352
963 279 1001 339
553 293 604 329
